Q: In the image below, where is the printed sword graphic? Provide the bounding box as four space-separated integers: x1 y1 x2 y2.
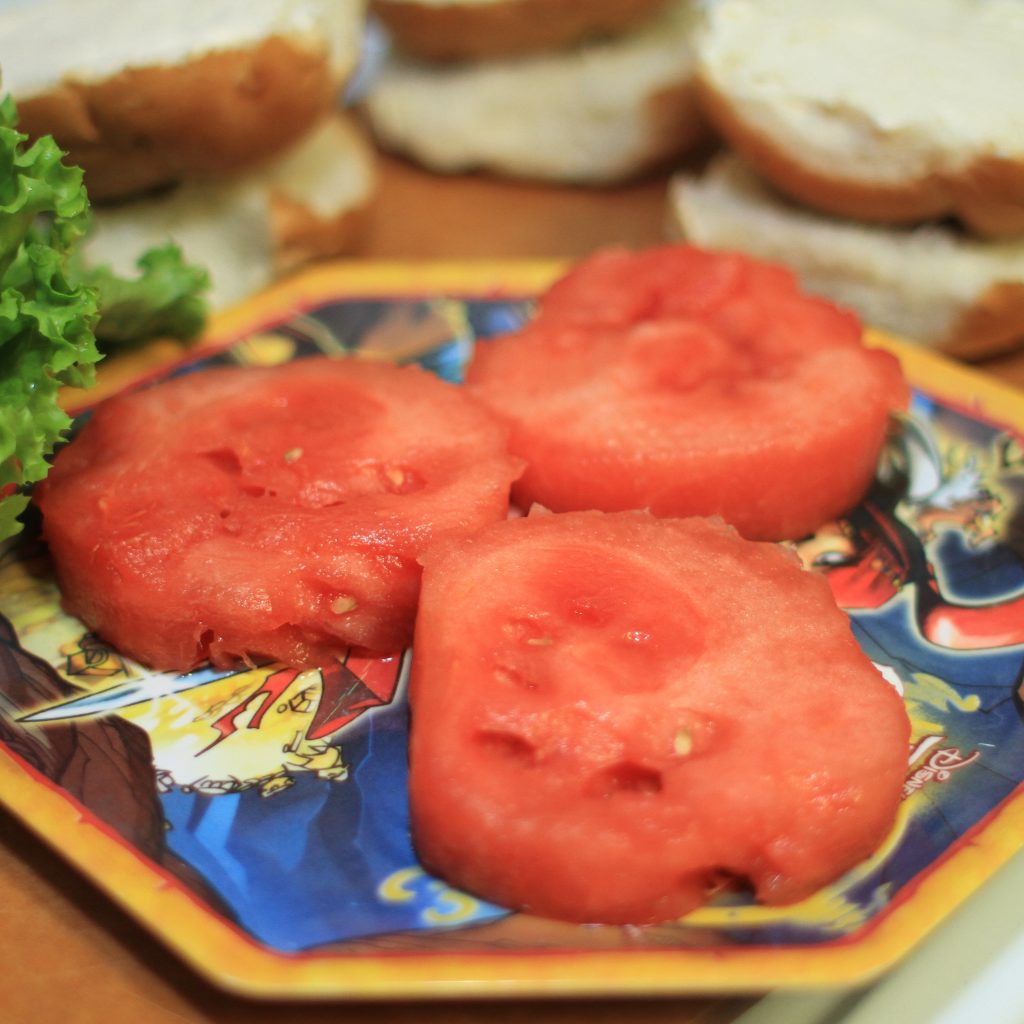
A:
18 664 244 723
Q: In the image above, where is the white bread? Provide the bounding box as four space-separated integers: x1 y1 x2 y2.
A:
361 0 708 185
1 0 367 201
370 0 670 61
82 115 378 311
669 155 1024 360
694 0 1024 238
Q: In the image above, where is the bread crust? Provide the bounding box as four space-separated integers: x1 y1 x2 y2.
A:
948 282 1024 360
268 117 377 272
668 154 1024 361
695 79 1024 240
371 0 669 61
17 36 345 202
631 79 710 183
950 159 1024 239
271 192 371 274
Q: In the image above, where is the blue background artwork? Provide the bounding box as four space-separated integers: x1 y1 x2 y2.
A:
159 688 507 951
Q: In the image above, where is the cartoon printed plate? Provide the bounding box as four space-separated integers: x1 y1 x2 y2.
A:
1 262 1023 999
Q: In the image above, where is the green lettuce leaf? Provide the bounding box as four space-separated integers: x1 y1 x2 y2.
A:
0 95 100 541
78 243 210 346
0 95 211 540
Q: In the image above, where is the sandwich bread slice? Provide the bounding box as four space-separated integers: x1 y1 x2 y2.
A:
361 0 708 185
694 0 1024 237
2 0 367 201
83 115 377 310
670 155 1024 360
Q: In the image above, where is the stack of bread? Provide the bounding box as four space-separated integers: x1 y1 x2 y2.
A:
1 0 377 309
669 0 1024 359
361 0 710 185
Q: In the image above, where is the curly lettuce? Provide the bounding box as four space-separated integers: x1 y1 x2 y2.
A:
77 243 210 347
0 94 100 541
0 96 210 540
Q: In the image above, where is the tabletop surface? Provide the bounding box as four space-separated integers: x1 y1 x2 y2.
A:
2 151 1023 1024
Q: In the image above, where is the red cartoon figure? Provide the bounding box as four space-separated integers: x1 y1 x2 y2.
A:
797 416 1024 652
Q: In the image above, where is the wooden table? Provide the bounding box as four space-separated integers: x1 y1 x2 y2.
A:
360 152 1024 389
2 153 1022 1024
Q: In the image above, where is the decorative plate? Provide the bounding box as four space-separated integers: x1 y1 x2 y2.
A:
1 262 1023 998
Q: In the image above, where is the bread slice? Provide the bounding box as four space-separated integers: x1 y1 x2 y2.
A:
2 0 366 201
361 0 708 185
695 0 1024 238
669 155 1024 360
370 0 670 61
82 115 377 311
